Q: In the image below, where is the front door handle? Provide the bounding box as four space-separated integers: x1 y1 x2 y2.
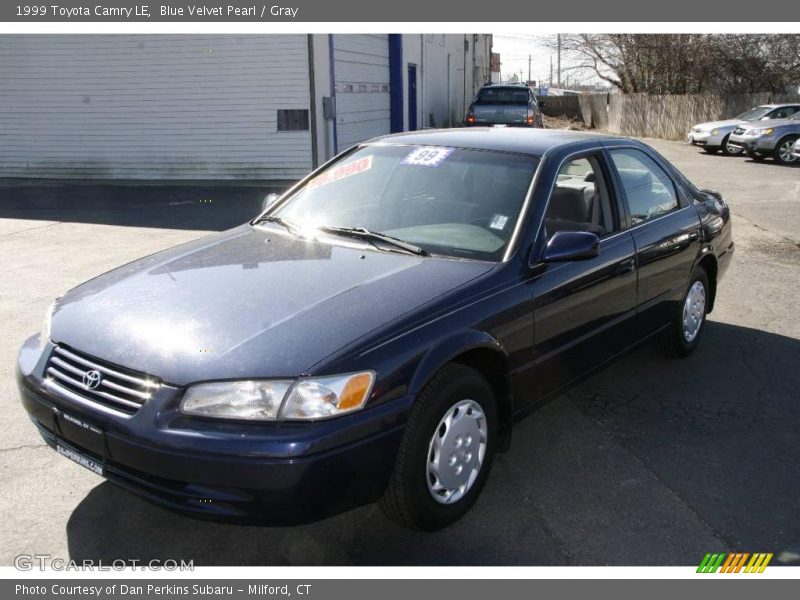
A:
615 258 636 276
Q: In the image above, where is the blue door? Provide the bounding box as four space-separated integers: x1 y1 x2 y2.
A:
407 64 418 130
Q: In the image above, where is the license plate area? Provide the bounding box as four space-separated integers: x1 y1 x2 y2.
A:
53 409 106 476
56 409 105 456
56 440 104 476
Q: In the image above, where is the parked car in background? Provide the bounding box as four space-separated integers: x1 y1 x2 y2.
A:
465 84 544 128
728 112 800 165
792 139 800 162
17 129 732 531
687 104 800 155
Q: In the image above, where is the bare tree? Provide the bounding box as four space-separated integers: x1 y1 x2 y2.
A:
545 34 800 95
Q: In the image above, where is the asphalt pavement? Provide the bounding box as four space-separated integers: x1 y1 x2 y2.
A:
1 141 798 566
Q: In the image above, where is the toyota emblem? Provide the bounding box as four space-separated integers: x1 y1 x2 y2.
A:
82 370 102 390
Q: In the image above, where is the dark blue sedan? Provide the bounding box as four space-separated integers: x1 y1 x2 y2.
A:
17 128 733 530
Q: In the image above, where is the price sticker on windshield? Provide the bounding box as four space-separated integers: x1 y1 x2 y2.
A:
307 155 373 189
402 146 454 167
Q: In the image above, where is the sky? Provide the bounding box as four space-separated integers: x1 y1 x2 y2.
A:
492 33 608 89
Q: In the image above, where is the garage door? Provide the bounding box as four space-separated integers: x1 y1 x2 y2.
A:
0 35 312 180
333 34 391 151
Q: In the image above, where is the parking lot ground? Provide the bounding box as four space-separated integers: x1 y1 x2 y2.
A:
1 140 799 566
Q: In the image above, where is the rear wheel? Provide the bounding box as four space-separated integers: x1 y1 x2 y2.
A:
378 363 497 530
657 267 710 358
774 136 799 165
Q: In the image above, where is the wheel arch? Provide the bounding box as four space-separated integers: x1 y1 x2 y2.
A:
409 331 514 452
696 252 719 313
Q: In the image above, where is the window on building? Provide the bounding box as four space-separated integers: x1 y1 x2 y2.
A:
277 109 310 132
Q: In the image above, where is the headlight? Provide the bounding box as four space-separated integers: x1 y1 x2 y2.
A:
40 300 56 350
180 371 375 421
753 127 774 136
710 128 719 135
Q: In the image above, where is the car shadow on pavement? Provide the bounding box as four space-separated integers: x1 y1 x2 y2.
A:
64 321 800 566
0 180 288 231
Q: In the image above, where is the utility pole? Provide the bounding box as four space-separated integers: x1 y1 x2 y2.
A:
557 34 562 88
549 55 553 87
528 54 531 84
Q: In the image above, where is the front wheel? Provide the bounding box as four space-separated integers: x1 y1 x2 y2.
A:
774 136 799 165
657 267 710 358
378 363 497 530
721 135 744 156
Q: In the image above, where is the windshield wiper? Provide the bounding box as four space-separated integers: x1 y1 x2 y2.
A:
317 226 428 256
254 215 304 237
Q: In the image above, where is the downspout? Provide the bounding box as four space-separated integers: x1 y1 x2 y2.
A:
463 35 468 117
328 34 338 154
307 35 318 169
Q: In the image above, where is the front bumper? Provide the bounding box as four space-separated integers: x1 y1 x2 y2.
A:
687 130 725 147
728 132 777 155
17 336 412 523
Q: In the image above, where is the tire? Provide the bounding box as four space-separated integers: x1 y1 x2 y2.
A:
378 363 498 531
656 266 710 358
721 135 743 156
774 136 799 165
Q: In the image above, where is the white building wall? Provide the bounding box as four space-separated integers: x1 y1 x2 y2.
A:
0 35 312 180
401 34 492 131
0 34 493 180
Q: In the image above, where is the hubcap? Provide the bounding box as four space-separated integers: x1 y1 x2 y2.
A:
426 399 487 505
778 141 798 163
682 280 706 343
726 142 743 155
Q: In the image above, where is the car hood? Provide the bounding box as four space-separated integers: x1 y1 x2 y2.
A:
693 119 744 130
736 118 800 132
50 225 494 385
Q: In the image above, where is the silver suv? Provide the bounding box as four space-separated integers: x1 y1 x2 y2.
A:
728 112 800 165
688 104 800 156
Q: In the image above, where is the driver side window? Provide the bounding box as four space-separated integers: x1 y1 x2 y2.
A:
768 107 799 119
609 148 679 225
545 154 617 238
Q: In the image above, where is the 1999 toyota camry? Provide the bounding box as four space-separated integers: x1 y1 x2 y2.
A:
17 128 733 530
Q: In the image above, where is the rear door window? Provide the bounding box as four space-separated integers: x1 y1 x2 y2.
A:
608 148 679 225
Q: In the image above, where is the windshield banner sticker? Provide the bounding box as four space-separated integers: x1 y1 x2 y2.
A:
401 146 454 167
307 155 373 189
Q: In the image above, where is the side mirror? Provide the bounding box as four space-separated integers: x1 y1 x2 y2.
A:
700 188 723 201
542 231 599 262
262 193 280 211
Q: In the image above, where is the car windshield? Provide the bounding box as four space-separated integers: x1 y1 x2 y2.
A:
267 145 538 261
476 87 530 105
735 106 772 121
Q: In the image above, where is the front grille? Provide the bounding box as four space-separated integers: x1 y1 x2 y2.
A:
733 127 746 135
45 345 159 415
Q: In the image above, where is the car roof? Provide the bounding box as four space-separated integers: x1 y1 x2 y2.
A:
365 127 623 156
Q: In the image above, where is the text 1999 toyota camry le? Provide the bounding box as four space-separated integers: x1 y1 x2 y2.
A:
17 129 733 530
